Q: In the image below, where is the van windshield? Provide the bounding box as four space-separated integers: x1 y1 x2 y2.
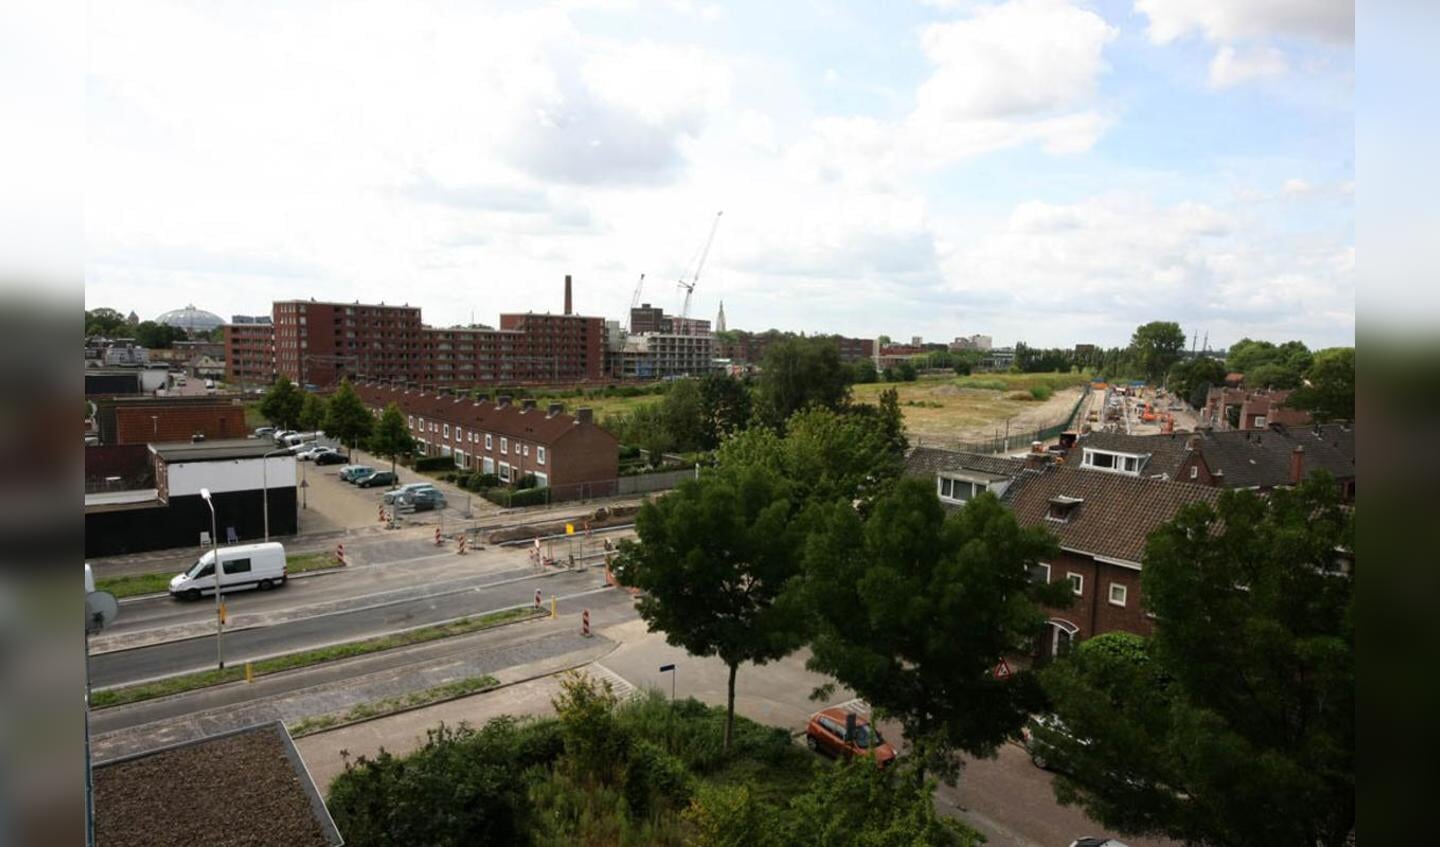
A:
187 559 213 579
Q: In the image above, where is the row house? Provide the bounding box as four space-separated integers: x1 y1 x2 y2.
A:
355 382 619 501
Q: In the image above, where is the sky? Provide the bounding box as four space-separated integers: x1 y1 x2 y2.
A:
83 0 1354 351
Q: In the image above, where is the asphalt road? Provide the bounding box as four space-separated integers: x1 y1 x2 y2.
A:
90 565 612 689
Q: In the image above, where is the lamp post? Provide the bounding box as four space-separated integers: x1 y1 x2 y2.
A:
261 447 289 541
199 487 224 670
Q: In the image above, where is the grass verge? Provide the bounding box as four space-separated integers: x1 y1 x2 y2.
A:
287 674 500 737
96 551 346 599
90 607 541 709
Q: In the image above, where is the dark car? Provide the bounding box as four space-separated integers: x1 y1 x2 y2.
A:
358 470 398 488
804 707 896 768
401 489 445 512
314 450 348 466
1022 713 1088 770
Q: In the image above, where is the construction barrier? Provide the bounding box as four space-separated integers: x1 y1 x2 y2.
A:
378 504 385 523
534 589 542 610
435 527 443 547
581 609 592 638
456 535 467 555
336 543 346 565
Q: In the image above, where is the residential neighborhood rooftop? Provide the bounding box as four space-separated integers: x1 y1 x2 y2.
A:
150 438 283 462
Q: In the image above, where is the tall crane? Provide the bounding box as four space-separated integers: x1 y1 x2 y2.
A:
625 273 645 332
676 210 722 335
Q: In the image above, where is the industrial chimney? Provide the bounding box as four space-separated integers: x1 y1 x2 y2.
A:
564 274 573 315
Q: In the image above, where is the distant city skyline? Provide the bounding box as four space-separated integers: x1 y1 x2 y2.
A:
85 0 1353 351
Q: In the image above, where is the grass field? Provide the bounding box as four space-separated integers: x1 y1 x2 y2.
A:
852 371 1091 443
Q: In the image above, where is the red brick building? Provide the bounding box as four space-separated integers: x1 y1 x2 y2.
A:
272 299 425 388
223 321 275 386
355 382 619 500
95 395 249 445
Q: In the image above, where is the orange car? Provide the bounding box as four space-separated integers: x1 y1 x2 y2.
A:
804 707 897 768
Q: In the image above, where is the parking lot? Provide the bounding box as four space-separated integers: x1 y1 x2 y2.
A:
294 443 500 535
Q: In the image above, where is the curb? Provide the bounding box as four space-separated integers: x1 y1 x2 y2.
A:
90 608 552 711
288 640 622 739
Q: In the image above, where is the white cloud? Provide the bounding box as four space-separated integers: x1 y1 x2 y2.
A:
1282 177 1312 195
1208 45 1289 88
1136 0 1354 45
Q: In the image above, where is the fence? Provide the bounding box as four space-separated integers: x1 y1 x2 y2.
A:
913 386 1091 455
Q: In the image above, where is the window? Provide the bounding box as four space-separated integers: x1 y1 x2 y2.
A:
1046 496 1081 522
454 450 465 468
537 446 546 465
483 457 495 474
534 471 548 488
1030 562 1051 584
485 433 493 450
523 444 529 457
1088 451 1115 469
1254 416 1267 428
408 415 414 428
938 476 981 503
1189 465 1199 480
443 424 450 438
1067 573 1084 596
1108 582 1128 606
499 461 510 481
223 558 251 575
501 437 508 454
1123 456 1138 472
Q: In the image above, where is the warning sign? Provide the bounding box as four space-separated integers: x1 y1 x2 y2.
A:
992 658 1012 680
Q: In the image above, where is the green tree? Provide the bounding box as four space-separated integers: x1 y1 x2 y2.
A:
85 307 129 337
683 783 768 847
803 480 1069 782
551 671 626 785
850 356 879 385
298 393 328 433
367 403 416 473
777 761 983 847
614 467 806 752
1129 321 1186 384
895 360 918 382
1039 477 1354 846
133 320 186 348
1168 356 1226 409
1245 361 1302 389
259 374 304 429
324 379 374 450
697 372 753 449
1285 347 1354 421
755 336 852 429
661 378 707 452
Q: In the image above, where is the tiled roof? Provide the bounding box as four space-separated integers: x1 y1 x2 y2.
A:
1001 464 1220 564
1073 431 1196 480
1200 423 1354 488
355 383 614 447
904 447 1026 479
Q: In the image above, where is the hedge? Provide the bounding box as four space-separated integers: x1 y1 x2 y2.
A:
482 487 550 508
414 455 458 472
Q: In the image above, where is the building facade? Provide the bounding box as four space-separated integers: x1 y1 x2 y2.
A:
223 321 277 386
96 396 248 445
272 299 425 388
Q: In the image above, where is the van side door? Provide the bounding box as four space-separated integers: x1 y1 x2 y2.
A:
221 557 252 588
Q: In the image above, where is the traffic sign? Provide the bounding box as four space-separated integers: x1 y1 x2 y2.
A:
992 658 1012 680
658 664 675 672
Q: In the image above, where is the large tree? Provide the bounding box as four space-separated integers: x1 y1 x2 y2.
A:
367 403 416 473
298 393 329 433
1285 347 1354 421
1129 321 1187 384
259 375 304 429
1167 356 1227 409
1039 476 1354 847
696 372 753 449
803 480 1069 781
755 336 852 428
324 379 374 450
659 377 706 452
614 466 807 751
85 307 129 337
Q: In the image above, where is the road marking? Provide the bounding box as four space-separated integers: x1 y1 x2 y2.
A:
831 697 870 715
587 662 639 701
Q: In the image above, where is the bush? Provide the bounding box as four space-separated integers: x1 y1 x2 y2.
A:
470 472 501 490
623 740 694 818
1030 384 1053 401
414 455 456 472
483 486 550 508
516 473 538 490
618 444 642 460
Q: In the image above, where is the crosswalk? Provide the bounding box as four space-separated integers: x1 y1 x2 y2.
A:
587 662 639 702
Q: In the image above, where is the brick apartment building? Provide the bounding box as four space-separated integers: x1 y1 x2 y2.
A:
223 319 276 386
355 382 619 500
272 299 425 388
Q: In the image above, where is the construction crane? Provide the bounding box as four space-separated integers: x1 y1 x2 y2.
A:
625 273 645 333
676 210 722 335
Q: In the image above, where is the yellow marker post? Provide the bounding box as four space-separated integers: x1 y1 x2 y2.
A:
218 602 227 625
550 596 557 619
244 662 253 683
565 523 575 536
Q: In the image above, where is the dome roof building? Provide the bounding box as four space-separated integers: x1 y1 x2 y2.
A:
155 304 224 334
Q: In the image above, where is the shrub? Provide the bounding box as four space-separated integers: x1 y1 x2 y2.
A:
414 455 455 472
516 473 538 490
1030 384 1054 401
483 486 550 508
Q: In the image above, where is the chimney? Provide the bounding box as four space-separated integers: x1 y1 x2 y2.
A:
498 394 512 409
1289 445 1305 485
564 274 573 315
522 398 537 412
474 392 489 404
577 407 593 424
547 402 563 418
1023 441 1053 470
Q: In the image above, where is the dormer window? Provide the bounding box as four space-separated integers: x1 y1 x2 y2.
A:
1081 448 1144 476
1046 495 1082 522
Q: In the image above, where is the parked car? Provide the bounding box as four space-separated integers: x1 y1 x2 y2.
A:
358 471 398 488
1070 839 1131 847
314 450 348 466
384 482 440 505
169 542 287 600
399 489 446 511
339 465 375 483
272 430 297 445
254 426 276 438
804 708 896 768
1022 713 1086 771
349 468 379 486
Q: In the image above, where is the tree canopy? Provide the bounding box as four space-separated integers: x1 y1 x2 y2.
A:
755 336 853 428
1039 476 1354 846
614 466 808 751
298 393 328 433
802 479 1068 781
367 403 416 473
1285 347 1354 421
324 379 374 448
1167 356 1227 409
1129 321 1186 384
259 375 304 429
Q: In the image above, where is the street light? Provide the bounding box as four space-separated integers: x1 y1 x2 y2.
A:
199 487 224 670
261 446 290 541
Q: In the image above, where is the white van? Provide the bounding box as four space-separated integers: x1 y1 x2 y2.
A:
282 431 322 449
169 542 288 600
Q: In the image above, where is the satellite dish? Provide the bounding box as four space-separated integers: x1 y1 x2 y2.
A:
86 590 119 634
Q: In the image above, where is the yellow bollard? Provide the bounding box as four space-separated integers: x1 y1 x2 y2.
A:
244 661 253 683
550 596 557 619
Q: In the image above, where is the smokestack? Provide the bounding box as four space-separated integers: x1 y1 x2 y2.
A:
1289 445 1305 486
564 274 573 315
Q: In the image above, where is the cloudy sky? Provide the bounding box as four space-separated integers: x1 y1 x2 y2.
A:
84 0 1354 350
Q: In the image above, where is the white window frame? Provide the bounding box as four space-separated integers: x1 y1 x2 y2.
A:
537 446 546 465
1254 415 1267 428
534 471 548 488
1109 582 1128 607
523 443 529 457
500 437 508 454
443 423 450 438
1189 465 1199 480
454 449 465 469
485 433 493 450
418 417 425 432
482 457 495 474
456 426 463 441
1032 562 1052 584
1067 572 1084 596
408 415 414 428
499 461 510 482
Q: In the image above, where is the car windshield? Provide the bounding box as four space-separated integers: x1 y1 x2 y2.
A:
186 560 213 579
851 724 882 748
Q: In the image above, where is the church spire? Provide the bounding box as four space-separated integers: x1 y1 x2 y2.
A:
716 300 727 333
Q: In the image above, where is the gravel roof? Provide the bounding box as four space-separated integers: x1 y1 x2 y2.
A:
904 447 1026 479
151 439 282 462
93 722 341 847
1001 464 1220 564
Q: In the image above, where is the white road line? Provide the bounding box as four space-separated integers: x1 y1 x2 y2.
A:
587 662 639 701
